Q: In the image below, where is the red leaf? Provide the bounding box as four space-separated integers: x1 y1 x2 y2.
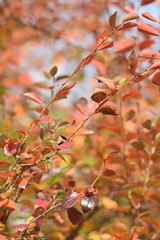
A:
109 11 117 27
141 0 155 6
81 195 99 213
34 198 50 210
102 163 116 177
4 141 18 156
56 141 73 150
0 160 10 166
149 61 160 70
138 40 155 51
83 186 96 197
122 89 142 101
36 107 49 115
14 224 27 232
19 158 35 166
61 192 81 210
152 72 160 85
39 116 53 123
97 37 114 51
104 151 119 163
21 92 43 105
67 207 83 225
58 82 77 97
139 51 160 59
5 199 17 212
129 50 138 74
76 53 97 73
115 38 135 53
37 191 51 202
93 30 106 39
117 22 138 31
137 24 160 36
142 12 158 22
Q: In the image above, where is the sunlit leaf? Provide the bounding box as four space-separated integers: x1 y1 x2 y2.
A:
81 195 99 213
21 92 43 105
61 192 81 210
123 13 138 22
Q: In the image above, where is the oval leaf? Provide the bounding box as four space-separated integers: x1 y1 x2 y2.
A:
117 22 138 31
109 11 117 27
137 24 160 36
102 163 116 177
67 207 83 225
139 51 160 59
123 13 138 22
142 12 157 22
81 195 99 213
50 66 58 77
115 38 135 53
21 92 43 105
98 102 119 116
61 192 81 210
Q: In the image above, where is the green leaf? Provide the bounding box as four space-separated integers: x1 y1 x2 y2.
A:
9 132 19 140
39 152 56 160
119 77 128 85
44 71 52 79
153 115 160 125
59 166 73 174
0 122 8 133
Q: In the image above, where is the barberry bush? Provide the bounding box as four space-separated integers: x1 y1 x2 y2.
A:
0 0 160 239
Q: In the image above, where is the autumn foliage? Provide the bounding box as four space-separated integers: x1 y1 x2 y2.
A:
0 0 160 239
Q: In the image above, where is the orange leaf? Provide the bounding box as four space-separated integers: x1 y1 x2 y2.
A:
149 60 160 70
117 22 138 31
58 82 77 97
142 12 158 22
152 72 160 85
122 6 136 14
97 37 114 51
76 53 97 73
76 103 86 115
102 197 118 209
5 199 17 212
137 24 160 36
138 40 155 51
115 38 135 53
122 89 142 101
93 30 106 39
139 51 160 59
